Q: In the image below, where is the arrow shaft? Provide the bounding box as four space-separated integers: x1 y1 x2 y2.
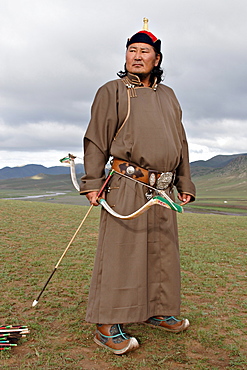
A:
32 170 114 307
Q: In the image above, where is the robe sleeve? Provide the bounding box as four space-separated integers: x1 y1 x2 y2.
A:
174 124 196 202
80 81 119 194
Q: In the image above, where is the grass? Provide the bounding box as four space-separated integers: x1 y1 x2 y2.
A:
189 171 247 215
186 195 247 215
0 200 246 369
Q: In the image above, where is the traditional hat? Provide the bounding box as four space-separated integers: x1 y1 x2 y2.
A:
126 18 161 53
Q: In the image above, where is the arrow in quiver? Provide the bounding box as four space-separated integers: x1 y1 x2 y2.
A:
0 325 30 351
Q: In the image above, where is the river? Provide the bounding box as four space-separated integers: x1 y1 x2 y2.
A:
2 192 67 200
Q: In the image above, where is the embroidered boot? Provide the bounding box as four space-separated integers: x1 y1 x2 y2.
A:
145 316 190 333
94 324 139 355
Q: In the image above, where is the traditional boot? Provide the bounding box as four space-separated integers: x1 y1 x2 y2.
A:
145 316 190 333
94 324 139 355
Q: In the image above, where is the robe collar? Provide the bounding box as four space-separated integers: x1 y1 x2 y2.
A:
123 72 158 91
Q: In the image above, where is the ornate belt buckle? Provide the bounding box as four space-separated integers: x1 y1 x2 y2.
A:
156 172 173 190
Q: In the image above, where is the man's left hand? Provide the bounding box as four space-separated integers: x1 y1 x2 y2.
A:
177 193 191 206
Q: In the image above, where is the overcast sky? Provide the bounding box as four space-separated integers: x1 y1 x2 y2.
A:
0 0 246 168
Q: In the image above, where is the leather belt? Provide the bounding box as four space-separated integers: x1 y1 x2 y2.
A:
111 158 174 190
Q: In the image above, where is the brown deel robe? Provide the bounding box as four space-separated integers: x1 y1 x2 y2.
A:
80 73 196 324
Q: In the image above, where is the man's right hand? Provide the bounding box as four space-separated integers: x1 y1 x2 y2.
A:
86 191 100 206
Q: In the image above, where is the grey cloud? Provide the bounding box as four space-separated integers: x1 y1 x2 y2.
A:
0 120 84 152
0 0 247 167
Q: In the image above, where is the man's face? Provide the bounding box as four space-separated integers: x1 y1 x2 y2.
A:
125 43 160 78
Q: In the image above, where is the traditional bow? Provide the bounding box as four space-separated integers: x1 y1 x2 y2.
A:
60 154 183 216
32 156 183 307
60 154 80 191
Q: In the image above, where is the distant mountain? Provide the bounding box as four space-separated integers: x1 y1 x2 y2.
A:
190 153 247 177
0 163 84 180
190 153 247 168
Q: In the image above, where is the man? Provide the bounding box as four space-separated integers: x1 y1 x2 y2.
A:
80 18 196 355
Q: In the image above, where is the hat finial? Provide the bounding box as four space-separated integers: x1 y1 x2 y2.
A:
142 18 149 31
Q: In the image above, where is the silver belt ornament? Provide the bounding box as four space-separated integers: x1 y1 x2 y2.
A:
147 172 173 200
125 167 173 190
126 166 135 175
149 171 173 189
157 172 173 190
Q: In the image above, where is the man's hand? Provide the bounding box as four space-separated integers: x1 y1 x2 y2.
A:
86 191 105 206
177 193 191 206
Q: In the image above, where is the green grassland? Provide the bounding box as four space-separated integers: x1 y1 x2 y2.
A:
0 200 246 369
188 170 247 215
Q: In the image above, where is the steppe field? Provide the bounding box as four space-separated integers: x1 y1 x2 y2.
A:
0 199 246 369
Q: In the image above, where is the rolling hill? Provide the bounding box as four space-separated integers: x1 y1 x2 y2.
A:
191 153 247 197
